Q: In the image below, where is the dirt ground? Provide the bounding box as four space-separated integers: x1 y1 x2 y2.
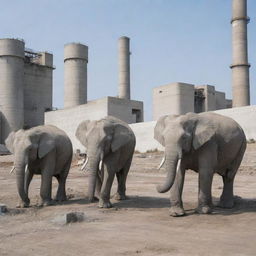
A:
1 144 256 256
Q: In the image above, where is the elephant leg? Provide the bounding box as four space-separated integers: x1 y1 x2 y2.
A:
196 168 214 214
99 165 115 208
219 144 245 208
169 167 186 217
114 158 131 200
55 174 67 202
24 170 33 196
219 174 234 208
55 160 71 202
40 171 54 206
95 171 102 200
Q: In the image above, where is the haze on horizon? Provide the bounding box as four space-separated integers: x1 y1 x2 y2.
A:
1 0 256 121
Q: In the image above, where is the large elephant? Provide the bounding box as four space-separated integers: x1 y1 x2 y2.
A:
76 116 136 208
5 125 73 208
154 112 246 216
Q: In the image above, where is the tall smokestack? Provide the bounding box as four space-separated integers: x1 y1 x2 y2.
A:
64 43 88 108
230 0 250 107
118 36 130 100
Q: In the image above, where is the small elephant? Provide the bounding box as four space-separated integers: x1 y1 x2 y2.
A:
76 116 136 208
154 112 246 216
5 125 73 208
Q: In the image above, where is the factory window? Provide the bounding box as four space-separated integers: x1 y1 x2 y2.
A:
132 109 141 123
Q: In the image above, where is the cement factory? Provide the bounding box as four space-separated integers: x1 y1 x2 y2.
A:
0 0 252 147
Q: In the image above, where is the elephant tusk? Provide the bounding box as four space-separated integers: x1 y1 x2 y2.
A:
10 166 15 174
158 156 166 170
99 160 103 170
25 164 28 173
176 159 181 173
81 157 89 171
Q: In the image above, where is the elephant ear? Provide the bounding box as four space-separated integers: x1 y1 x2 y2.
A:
193 119 216 150
154 115 169 146
75 120 90 148
5 132 15 154
38 134 55 159
111 124 134 152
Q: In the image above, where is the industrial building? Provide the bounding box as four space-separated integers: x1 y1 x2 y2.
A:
152 83 232 121
0 37 144 145
45 37 143 127
0 0 252 151
0 38 54 143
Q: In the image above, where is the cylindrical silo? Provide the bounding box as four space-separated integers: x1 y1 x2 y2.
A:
230 0 250 107
0 38 24 143
64 43 88 108
118 36 130 100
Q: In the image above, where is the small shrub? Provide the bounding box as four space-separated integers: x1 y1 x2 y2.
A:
247 139 255 144
146 148 159 153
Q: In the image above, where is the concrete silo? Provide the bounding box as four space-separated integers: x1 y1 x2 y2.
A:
0 39 24 142
231 0 250 107
118 36 131 100
64 43 88 108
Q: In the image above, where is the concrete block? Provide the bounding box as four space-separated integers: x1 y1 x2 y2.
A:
0 204 7 214
66 212 85 223
53 212 85 225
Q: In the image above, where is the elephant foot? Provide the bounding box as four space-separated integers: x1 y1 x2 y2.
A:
196 205 212 214
88 196 99 203
16 199 30 208
218 198 234 208
99 199 112 208
54 195 67 202
113 193 126 201
169 206 185 217
39 199 55 207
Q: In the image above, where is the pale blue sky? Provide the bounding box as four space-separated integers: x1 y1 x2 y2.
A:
1 0 256 120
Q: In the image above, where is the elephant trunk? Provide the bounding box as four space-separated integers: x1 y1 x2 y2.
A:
15 162 30 207
87 156 101 202
156 152 180 193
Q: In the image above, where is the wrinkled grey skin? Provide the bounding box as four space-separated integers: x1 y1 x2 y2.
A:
76 116 136 208
154 112 246 216
5 125 73 208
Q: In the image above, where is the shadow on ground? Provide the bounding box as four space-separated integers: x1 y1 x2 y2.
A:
211 196 256 216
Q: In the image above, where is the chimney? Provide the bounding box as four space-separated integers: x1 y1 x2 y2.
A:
230 0 250 107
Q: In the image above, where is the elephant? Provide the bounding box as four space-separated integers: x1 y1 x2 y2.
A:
75 116 136 208
5 125 73 208
154 112 246 216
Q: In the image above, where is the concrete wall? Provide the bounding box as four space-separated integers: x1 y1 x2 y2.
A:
24 61 53 128
45 98 108 151
131 106 256 152
215 91 227 110
153 82 195 120
130 121 163 153
45 96 144 151
46 105 256 153
108 97 143 123
214 105 256 140
133 105 256 152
